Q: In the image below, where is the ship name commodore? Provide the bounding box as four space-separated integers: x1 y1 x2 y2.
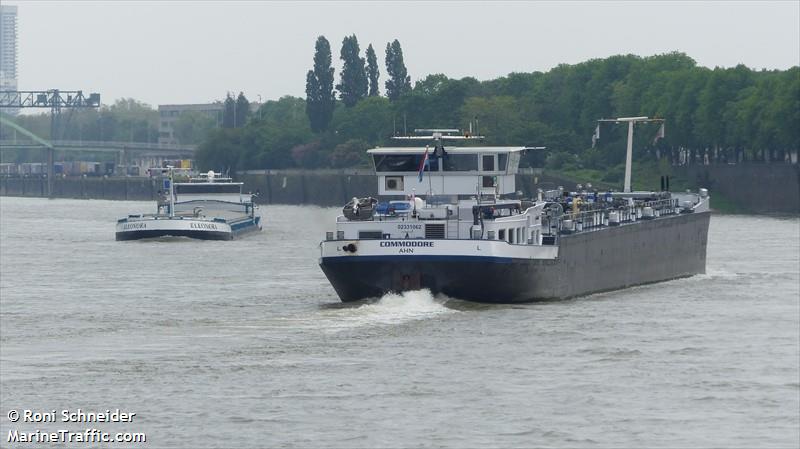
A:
380 241 434 247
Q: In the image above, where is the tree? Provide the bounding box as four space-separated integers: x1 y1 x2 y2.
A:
336 35 368 107
196 128 242 172
173 110 216 144
460 96 524 145
235 92 251 128
385 39 411 101
99 99 158 142
330 139 370 167
192 52 796 172
305 36 336 132
366 44 380 97
258 96 308 127
222 93 236 129
330 96 392 145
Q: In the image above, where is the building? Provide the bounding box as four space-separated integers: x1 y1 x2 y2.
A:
157 103 224 145
157 101 262 145
0 5 18 115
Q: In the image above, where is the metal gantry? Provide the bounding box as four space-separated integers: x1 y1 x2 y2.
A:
0 90 101 110
593 117 665 193
0 89 101 196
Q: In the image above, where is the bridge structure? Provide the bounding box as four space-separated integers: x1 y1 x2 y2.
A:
0 136 197 181
0 101 197 196
1 89 106 196
0 139 196 158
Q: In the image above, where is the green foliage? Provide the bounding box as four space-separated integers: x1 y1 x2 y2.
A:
330 139 370 168
336 35 368 107
256 95 307 126
305 36 336 132
196 50 798 174
196 96 315 171
290 140 325 168
195 128 242 172
235 92 251 127
99 98 159 142
545 152 573 170
222 93 236 129
460 96 524 144
173 110 216 145
384 39 411 101
366 44 380 97
330 96 392 145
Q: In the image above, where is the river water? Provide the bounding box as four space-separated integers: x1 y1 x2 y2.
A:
0 197 798 448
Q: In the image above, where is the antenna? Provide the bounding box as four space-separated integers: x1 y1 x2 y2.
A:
414 129 460 134
392 129 485 141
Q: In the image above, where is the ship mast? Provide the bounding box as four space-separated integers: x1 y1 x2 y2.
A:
595 116 665 193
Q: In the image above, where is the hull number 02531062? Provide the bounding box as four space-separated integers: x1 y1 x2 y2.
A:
397 224 423 230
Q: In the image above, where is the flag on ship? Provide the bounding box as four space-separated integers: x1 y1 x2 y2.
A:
591 124 600 148
418 145 430 182
653 122 665 145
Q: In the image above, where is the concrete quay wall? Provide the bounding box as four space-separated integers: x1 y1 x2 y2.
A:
2 165 798 214
680 164 799 214
0 176 159 201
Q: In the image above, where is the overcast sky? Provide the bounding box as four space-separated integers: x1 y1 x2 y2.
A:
9 1 800 108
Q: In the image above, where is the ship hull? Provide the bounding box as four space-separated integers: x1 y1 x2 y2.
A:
319 211 710 303
115 216 260 241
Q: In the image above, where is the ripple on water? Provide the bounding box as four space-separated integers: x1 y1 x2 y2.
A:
0 200 798 448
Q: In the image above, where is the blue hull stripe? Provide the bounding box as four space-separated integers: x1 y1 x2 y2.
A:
321 255 515 264
231 218 257 231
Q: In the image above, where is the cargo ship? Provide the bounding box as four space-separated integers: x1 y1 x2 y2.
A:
116 168 261 241
318 119 710 303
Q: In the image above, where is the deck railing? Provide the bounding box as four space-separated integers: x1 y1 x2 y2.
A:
542 198 681 242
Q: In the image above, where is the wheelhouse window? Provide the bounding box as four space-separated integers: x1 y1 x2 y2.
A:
482 155 495 171
442 154 478 171
498 153 508 171
175 184 241 194
373 154 423 172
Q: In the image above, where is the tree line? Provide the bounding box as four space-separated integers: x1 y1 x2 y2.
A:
3 43 795 173
196 46 798 174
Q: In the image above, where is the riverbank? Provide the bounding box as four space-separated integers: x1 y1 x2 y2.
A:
0 170 616 206
551 163 800 214
1 164 798 214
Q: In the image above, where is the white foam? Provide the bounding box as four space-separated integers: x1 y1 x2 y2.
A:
682 268 740 282
315 289 456 331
